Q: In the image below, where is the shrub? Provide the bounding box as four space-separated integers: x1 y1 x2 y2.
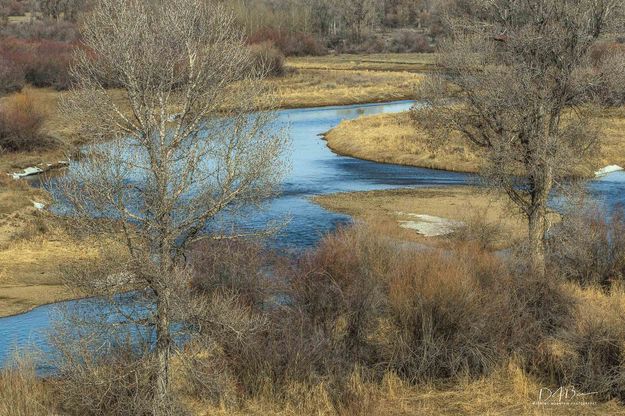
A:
0 37 74 90
0 56 24 94
0 0 26 17
182 224 578 411
189 239 275 308
0 92 49 151
547 206 625 288
248 27 327 56
26 39 73 89
533 285 625 402
0 19 80 42
388 31 432 53
52 347 188 416
590 41 625 66
249 41 285 77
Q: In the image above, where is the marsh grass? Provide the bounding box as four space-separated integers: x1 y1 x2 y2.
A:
325 110 625 175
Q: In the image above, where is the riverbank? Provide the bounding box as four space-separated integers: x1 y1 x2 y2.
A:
324 110 625 175
1 54 428 174
0 54 427 316
312 186 536 250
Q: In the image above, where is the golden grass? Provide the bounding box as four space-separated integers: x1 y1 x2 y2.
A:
0 362 54 416
4 358 624 416
0 201 129 317
324 111 481 173
287 53 437 73
325 110 625 175
0 225 98 317
312 186 533 248
184 362 625 415
269 69 422 109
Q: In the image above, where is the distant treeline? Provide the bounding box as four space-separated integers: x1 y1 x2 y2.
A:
228 0 445 54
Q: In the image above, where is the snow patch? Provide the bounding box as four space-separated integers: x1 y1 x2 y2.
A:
595 165 623 177
31 201 46 210
10 166 44 180
396 213 464 237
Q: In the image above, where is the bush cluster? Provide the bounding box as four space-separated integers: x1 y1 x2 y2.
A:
0 37 74 92
336 31 433 54
248 27 327 57
0 0 27 17
4 218 625 413
0 92 49 152
249 41 286 77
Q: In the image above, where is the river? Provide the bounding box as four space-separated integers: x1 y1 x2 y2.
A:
1 100 624 369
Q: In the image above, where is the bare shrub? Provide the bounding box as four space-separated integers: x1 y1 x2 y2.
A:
383 246 515 381
449 211 506 251
248 27 327 56
0 37 74 90
388 31 432 53
189 239 276 309
0 57 24 94
249 41 285 77
533 286 625 402
547 206 625 288
0 19 80 41
47 295 191 416
0 92 50 152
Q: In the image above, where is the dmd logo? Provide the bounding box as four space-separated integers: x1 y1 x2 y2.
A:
533 386 597 406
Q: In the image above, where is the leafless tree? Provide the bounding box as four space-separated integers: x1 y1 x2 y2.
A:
36 0 86 21
338 0 382 41
414 0 624 275
55 0 288 413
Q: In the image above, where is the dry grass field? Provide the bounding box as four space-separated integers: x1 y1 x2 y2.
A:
269 68 422 109
324 111 482 173
287 53 437 72
325 110 625 175
312 186 536 250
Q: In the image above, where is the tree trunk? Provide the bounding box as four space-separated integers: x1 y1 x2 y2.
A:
153 287 171 416
528 204 546 277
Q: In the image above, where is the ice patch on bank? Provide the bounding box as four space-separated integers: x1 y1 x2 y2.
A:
396 212 464 237
595 165 623 177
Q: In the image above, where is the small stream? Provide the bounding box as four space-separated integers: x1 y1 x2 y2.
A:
2 100 624 369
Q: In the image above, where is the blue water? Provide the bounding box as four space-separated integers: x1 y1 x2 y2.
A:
2 100 625 369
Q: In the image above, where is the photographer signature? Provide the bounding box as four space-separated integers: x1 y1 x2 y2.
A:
533 386 597 406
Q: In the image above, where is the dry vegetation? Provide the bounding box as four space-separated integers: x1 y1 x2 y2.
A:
324 111 481 172
270 68 422 109
287 53 437 72
312 186 537 249
3 222 625 415
325 110 625 175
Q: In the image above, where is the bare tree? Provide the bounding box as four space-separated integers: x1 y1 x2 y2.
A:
37 0 86 21
56 0 288 413
414 0 624 275
338 0 382 42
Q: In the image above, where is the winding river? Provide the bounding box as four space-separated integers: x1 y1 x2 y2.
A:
1 100 624 369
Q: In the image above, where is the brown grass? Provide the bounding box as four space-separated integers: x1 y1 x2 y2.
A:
0 194 129 317
186 364 625 415
324 111 481 173
287 53 437 73
0 226 100 317
325 110 625 175
268 68 422 109
312 186 539 249
0 362 55 416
